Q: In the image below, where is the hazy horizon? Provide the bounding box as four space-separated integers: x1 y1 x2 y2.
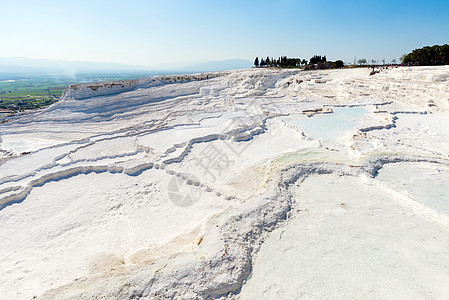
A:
0 56 253 75
2 0 448 67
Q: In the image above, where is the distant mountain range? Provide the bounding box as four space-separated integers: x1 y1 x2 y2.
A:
172 59 252 73
0 57 252 75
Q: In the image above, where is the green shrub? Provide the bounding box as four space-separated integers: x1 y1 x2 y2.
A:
334 60 344 68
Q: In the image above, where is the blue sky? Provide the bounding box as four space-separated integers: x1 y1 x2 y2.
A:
1 0 448 67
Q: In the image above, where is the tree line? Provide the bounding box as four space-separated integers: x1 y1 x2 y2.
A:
254 56 307 68
253 45 449 70
254 55 344 69
402 44 449 66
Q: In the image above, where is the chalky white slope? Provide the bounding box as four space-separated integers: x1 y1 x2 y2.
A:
1 66 449 299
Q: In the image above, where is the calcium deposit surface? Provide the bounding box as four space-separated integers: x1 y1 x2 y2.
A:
1 66 449 299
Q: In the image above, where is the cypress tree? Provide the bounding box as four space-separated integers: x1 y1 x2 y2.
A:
254 57 259 67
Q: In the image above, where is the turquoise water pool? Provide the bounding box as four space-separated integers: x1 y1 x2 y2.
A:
295 107 368 141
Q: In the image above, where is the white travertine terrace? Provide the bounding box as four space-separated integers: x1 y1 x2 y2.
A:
1 66 449 299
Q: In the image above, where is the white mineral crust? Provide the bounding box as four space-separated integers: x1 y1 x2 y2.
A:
1 66 449 299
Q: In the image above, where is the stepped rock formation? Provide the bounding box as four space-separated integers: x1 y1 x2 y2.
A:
1 66 449 299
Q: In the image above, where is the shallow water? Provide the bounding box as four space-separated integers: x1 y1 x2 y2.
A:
376 162 449 215
239 174 449 299
295 107 368 141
